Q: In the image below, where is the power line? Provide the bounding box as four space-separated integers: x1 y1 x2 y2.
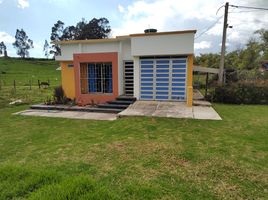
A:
230 4 268 11
229 9 268 13
195 16 223 40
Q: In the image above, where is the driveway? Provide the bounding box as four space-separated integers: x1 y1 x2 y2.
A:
118 101 222 120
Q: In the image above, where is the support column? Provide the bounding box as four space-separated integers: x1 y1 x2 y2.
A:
133 56 140 99
187 54 193 107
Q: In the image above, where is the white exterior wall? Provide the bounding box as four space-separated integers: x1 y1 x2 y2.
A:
121 39 132 60
131 33 195 56
56 44 80 61
56 41 121 61
133 56 140 99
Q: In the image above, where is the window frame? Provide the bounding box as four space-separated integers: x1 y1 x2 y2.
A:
80 62 113 94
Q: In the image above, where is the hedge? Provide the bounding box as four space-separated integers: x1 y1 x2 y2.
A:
211 80 268 104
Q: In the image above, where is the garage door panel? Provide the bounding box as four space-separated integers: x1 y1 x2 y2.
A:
172 78 185 82
141 91 153 95
140 58 187 101
172 74 186 78
173 69 186 73
141 82 153 86
172 60 186 64
156 96 169 100
156 83 169 86
141 60 154 64
156 60 169 64
156 65 169 68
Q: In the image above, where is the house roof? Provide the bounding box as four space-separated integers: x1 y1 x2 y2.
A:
53 29 197 45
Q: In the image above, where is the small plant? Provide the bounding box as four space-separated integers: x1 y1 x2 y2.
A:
44 96 54 105
53 86 68 104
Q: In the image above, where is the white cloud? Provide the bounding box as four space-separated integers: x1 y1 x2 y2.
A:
29 41 45 58
0 32 15 44
17 0 29 9
112 0 223 36
0 0 3 4
195 41 212 49
113 0 268 54
118 4 125 13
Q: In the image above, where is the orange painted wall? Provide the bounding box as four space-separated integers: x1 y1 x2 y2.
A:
73 52 118 105
60 61 76 99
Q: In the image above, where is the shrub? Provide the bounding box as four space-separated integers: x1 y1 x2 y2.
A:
51 86 68 104
211 80 268 104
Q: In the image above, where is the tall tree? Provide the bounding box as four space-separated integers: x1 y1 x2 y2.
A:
50 20 64 57
240 38 261 70
59 18 111 41
12 29 33 58
255 29 268 60
74 18 111 40
50 18 111 57
43 40 50 59
0 41 7 57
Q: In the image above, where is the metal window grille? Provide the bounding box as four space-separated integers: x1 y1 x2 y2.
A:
80 62 112 94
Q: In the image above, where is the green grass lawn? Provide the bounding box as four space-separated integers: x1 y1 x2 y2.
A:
0 58 267 199
0 104 267 199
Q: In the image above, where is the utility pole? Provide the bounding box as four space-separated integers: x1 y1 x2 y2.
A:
218 2 229 85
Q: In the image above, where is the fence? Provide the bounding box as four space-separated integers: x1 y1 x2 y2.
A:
0 79 57 93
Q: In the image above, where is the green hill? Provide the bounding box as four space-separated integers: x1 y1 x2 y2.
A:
0 57 61 107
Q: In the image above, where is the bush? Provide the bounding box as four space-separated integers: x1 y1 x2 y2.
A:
211 80 268 104
54 86 65 103
44 86 69 105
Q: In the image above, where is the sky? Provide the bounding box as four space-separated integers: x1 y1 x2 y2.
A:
0 0 268 58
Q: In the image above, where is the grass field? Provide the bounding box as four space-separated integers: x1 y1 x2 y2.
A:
0 58 267 199
0 57 60 107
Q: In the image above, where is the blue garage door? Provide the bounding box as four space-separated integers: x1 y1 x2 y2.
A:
140 58 187 101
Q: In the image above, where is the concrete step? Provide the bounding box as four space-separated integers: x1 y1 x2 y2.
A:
193 100 212 107
116 96 136 101
107 100 135 105
30 104 123 113
97 104 129 109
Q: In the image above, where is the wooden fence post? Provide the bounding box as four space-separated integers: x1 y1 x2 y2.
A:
13 80 16 92
29 80 32 90
205 73 209 97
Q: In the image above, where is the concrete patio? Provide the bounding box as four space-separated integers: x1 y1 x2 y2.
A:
15 100 221 121
118 101 222 120
15 110 118 121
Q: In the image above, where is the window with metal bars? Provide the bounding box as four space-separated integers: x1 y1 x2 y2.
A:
80 62 113 94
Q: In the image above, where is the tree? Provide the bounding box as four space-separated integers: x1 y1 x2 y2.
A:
50 20 64 57
12 29 33 58
43 40 50 59
0 41 7 57
50 18 111 58
240 38 261 70
194 53 220 68
73 18 111 40
255 29 268 60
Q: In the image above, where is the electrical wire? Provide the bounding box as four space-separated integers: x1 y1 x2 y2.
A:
195 16 223 40
230 4 268 11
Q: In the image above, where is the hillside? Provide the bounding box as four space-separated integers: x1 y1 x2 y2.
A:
0 57 61 107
